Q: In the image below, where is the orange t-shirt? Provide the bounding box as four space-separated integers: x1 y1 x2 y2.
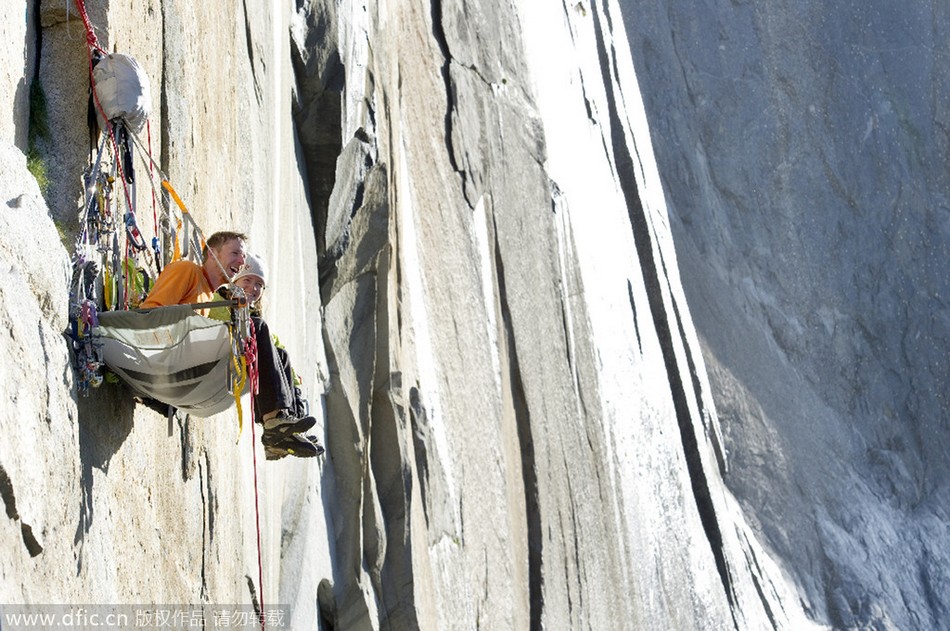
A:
141 260 216 314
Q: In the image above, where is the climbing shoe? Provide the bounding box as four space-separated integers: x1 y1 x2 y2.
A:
263 445 288 461
262 411 317 436
261 430 325 460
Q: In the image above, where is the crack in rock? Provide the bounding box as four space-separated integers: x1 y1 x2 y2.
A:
0 464 44 557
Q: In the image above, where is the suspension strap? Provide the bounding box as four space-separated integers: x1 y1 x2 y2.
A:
146 120 162 272
74 0 143 253
161 179 238 283
232 353 248 436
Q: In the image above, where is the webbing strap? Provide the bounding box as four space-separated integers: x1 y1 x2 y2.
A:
232 354 247 437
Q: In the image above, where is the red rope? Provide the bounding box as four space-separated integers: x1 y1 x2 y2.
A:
72 0 106 54
75 0 140 270
246 321 260 400
244 321 266 631
75 7 263 627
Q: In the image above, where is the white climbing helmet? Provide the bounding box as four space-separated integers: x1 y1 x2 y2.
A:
232 254 267 287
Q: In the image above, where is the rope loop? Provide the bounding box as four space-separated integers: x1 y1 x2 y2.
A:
73 0 107 55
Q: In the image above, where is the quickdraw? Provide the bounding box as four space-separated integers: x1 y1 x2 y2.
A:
70 297 103 394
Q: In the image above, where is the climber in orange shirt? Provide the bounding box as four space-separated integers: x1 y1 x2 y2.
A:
140 231 249 315
141 231 322 459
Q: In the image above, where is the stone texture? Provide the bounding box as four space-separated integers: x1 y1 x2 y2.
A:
11 0 936 628
2 0 328 624
291 0 345 257
621 0 950 628
1 1 34 150
0 144 74 596
312 0 812 628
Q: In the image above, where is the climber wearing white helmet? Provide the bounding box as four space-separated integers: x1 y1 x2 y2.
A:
232 254 325 460
143 235 323 460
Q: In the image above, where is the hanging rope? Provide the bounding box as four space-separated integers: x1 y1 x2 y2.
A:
123 132 183 266
74 0 146 293
146 120 163 272
70 0 204 316
71 0 107 55
160 179 240 288
68 12 266 626
244 320 266 631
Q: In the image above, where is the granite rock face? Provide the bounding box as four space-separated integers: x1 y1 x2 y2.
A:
1 3 35 150
622 1 950 629
309 0 811 628
6 0 914 629
3 0 327 625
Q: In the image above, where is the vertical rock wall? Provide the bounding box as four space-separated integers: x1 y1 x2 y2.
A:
1 0 879 628
622 1 950 629
2 2 34 150
2 0 328 627
306 0 814 628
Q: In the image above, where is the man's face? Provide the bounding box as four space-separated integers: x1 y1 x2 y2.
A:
210 238 247 282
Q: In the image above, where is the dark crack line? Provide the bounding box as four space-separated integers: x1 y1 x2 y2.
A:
21 523 43 557
408 386 432 528
205 450 215 543
430 0 461 172
565 474 584 617
199 454 209 601
492 213 544 630
590 1 737 625
1 464 43 557
659 244 726 474
553 205 591 421
0 465 18 521
159 0 170 178
738 528 780 629
241 0 264 106
626 280 643 355
561 2 596 123
178 414 191 481
246 575 262 620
